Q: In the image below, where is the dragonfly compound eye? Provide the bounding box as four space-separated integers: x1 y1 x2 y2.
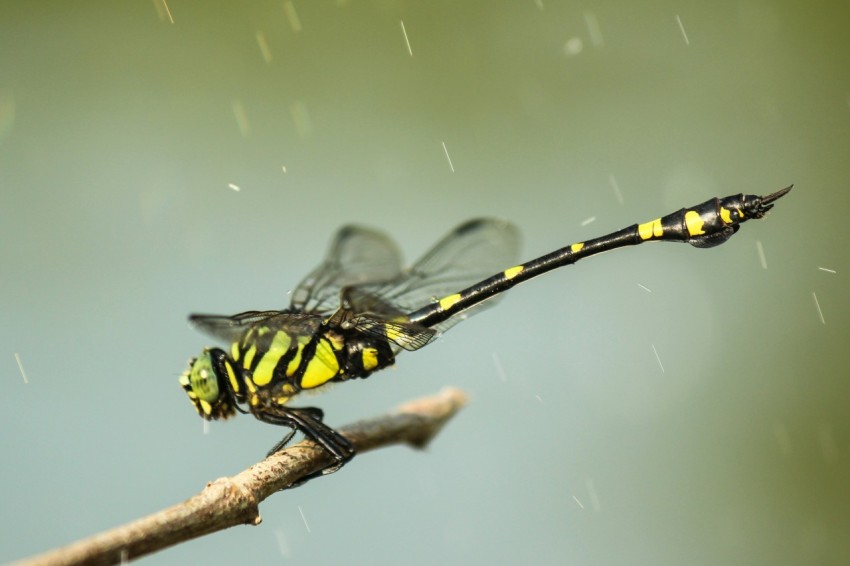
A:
179 349 238 420
189 352 220 402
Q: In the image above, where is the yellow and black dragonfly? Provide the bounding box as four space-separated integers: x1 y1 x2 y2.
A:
181 186 791 478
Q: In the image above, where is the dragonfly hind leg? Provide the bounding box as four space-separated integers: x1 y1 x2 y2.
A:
259 406 356 482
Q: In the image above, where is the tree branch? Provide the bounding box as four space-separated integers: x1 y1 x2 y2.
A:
12 387 468 566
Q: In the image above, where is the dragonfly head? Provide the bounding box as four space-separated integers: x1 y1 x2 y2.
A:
179 348 237 420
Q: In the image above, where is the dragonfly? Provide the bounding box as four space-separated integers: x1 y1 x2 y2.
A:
180 186 791 480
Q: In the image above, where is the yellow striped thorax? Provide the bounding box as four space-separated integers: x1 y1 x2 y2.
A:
181 313 398 420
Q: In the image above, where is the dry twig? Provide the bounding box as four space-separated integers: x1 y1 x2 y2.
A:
12 388 468 566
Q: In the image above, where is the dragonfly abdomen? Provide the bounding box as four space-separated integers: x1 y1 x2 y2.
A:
409 188 791 328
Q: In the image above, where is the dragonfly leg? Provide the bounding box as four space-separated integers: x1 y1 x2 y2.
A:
258 406 355 484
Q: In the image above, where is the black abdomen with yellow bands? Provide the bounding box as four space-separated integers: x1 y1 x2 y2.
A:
407 187 791 328
181 185 791 481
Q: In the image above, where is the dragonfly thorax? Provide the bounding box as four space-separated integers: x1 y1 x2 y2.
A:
181 317 398 424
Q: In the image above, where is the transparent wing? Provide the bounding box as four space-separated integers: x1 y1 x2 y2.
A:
353 218 521 321
290 225 403 314
189 310 322 344
350 316 437 352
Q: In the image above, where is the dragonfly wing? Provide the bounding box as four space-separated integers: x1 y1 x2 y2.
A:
189 310 284 343
290 225 403 314
189 310 322 344
359 218 521 316
342 287 407 319
351 316 437 352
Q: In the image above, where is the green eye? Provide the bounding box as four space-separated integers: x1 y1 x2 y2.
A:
190 353 219 402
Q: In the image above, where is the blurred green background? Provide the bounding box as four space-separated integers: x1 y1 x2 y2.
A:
2 1 848 564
